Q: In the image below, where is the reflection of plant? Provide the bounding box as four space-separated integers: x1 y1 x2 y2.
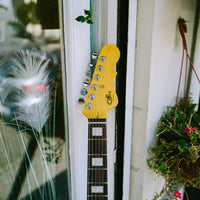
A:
0 4 8 10
0 48 64 199
75 0 93 24
14 1 39 25
147 97 200 199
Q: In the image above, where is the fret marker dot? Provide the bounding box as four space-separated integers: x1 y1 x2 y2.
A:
92 158 103 166
91 186 104 193
92 127 103 136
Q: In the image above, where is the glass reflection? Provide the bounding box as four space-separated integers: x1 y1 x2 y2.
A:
0 0 68 199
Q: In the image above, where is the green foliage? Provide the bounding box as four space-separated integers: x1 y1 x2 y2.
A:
15 1 39 25
147 97 200 199
75 0 94 24
75 9 93 24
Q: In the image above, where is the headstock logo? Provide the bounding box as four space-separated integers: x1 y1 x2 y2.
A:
106 91 112 105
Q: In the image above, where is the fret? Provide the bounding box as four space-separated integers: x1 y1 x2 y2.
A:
87 197 108 200
88 182 108 184
87 195 108 197
89 119 107 123
88 122 107 125
88 138 107 140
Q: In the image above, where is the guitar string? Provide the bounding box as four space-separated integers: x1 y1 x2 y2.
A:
102 59 107 200
96 54 101 200
90 60 98 200
101 55 107 200
101 63 104 200
97 56 102 200
88 92 92 200
100 57 105 200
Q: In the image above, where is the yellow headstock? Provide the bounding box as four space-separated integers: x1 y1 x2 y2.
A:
82 44 120 119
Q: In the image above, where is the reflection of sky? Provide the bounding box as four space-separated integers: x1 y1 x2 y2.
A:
0 0 13 11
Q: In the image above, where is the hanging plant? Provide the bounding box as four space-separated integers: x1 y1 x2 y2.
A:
147 19 200 200
75 0 93 24
148 97 200 199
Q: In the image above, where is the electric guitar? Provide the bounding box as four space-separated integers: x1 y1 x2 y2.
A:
82 44 120 200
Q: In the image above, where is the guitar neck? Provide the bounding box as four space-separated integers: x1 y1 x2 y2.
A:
87 119 108 200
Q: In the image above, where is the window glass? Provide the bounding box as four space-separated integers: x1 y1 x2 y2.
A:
0 0 69 199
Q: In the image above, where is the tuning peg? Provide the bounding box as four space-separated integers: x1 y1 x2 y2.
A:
92 84 98 90
86 103 92 110
89 94 95 100
100 56 106 62
97 65 104 71
86 70 91 77
80 88 88 95
94 75 101 81
83 78 90 87
78 98 85 104
91 52 98 60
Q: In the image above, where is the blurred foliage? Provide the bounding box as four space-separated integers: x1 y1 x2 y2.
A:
13 0 39 25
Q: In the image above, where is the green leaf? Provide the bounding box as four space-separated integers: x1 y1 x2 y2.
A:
75 16 86 23
87 19 93 24
84 9 91 16
85 15 91 20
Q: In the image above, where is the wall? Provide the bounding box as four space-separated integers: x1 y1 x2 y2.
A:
129 0 198 199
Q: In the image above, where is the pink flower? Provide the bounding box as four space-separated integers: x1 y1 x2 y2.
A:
182 127 194 133
174 191 181 199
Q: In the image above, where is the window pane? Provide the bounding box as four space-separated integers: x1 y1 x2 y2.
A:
0 0 69 199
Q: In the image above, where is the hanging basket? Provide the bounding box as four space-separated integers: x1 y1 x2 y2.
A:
147 19 200 200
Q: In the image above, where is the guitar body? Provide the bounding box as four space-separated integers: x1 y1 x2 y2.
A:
82 44 120 199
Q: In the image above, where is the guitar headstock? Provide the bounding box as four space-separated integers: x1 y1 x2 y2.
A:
82 44 120 119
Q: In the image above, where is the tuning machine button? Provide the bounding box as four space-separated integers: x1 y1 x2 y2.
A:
92 84 98 90
97 65 104 71
86 103 92 110
94 75 101 81
83 79 90 87
92 52 98 60
86 70 91 77
89 94 95 100
78 98 85 104
100 56 106 62
80 88 88 95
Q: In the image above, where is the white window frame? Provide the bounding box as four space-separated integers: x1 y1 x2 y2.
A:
61 0 120 199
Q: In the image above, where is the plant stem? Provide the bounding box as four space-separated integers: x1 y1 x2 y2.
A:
90 0 93 15
159 121 187 138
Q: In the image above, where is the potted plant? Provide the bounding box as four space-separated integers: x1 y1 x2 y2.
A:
148 97 200 199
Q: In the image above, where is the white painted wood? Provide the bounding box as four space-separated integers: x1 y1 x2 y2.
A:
62 0 118 199
61 0 90 200
129 0 197 199
122 0 137 200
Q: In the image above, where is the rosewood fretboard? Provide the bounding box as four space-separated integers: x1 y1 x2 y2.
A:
87 119 108 200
